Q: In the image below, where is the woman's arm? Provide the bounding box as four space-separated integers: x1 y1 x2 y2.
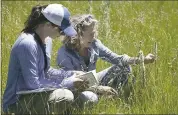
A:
96 39 155 65
18 40 75 90
18 41 44 89
125 53 155 65
95 39 130 66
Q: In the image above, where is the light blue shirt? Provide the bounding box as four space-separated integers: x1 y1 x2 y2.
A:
3 33 74 112
57 39 130 72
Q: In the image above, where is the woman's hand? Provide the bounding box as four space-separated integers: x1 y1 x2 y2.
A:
144 53 156 64
96 86 118 96
72 71 86 76
73 77 89 92
71 71 89 92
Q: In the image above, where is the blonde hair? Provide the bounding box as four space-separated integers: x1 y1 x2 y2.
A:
62 14 98 51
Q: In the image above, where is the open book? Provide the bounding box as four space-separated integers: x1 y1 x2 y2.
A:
76 70 99 87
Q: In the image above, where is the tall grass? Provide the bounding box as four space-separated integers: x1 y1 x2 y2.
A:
2 1 178 114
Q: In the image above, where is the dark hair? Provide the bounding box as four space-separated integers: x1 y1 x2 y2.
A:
22 4 59 33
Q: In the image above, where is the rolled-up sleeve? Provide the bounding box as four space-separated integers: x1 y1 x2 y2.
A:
95 39 130 66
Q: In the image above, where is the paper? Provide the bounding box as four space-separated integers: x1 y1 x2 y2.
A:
76 70 99 87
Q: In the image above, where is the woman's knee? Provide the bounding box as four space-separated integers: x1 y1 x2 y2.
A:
48 89 74 103
79 91 98 103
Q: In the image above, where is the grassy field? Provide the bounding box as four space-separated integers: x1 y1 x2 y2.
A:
1 1 178 114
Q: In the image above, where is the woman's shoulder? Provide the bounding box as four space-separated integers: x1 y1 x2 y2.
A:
58 45 71 57
58 45 66 53
19 32 36 43
15 32 38 50
58 45 77 58
92 39 103 47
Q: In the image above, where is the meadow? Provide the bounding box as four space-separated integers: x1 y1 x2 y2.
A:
1 1 178 114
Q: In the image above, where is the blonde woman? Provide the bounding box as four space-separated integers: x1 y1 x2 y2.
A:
57 14 155 94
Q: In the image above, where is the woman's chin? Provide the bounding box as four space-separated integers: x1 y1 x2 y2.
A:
87 44 92 48
81 43 91 48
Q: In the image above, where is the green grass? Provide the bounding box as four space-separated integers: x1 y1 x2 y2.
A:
2 1 178 114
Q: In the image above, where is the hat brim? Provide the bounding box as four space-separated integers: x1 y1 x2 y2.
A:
63 25 77 37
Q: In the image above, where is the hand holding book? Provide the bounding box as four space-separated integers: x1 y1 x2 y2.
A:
73 77 89 92
75 70 99 87
72 71 86 76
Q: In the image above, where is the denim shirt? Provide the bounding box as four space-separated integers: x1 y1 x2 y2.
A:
3 33 74 112
57 39 130 72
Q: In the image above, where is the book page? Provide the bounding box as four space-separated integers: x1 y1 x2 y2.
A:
76 70 99 87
